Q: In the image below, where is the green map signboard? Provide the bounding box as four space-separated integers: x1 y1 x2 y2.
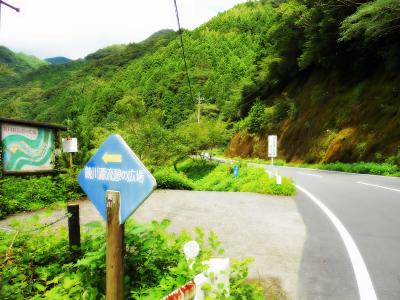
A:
1 123 55 173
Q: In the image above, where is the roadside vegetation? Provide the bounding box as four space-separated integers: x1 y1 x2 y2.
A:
0 170 83 219
155 159 296 196
0 218 272 299
226 156 400 177
0 159 294 220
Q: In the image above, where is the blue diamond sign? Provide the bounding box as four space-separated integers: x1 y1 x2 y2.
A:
78 134 157 224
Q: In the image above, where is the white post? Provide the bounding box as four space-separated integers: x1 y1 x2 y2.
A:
197 93 204 124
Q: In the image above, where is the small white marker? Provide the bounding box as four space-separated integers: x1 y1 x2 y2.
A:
183 240 200 269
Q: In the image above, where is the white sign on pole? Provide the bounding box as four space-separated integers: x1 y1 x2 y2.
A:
62 137 78 153
268 135 277 158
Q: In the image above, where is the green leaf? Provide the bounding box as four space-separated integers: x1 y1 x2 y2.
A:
34 283 46 292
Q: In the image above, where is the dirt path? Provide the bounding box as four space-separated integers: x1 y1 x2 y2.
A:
0 190 305 299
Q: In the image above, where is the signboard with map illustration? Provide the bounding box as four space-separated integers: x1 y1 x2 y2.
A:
0 118 67 175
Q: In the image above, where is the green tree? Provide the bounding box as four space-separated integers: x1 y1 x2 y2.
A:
340 0 400 42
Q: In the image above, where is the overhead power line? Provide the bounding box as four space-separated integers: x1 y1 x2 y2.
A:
0 0 19 12
0 1 20 34
173 0 195 105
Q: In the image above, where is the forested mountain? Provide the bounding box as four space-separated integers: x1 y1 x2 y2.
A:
0 0 399 166
45 57 71 65
0 46 49 81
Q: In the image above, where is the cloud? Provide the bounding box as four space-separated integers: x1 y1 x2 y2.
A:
0 0 245 59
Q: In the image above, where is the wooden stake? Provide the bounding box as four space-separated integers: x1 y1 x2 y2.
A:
69 152 73 168
67 204 81 258
106 190 124 300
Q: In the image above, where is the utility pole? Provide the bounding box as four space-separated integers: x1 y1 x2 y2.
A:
0 1 20 33
197 93 204 124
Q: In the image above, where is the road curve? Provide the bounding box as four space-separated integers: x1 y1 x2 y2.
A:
262 164 400 300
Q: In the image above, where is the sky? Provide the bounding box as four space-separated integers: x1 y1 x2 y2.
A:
0 0 246 60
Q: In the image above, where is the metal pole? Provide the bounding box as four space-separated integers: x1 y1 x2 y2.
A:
0 1 20 37
106 190 124 300
67 204 81 258
69 153 73 168
0 1 20 12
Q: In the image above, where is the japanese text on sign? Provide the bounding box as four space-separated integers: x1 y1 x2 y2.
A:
84 167 144 183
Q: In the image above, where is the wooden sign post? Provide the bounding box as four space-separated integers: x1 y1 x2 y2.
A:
67 203 81 258
106 190 124 300
78 135 157 300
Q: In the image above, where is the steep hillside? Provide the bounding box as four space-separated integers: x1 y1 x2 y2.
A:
225 0 400 164
0 0 399 167
227 68 400 163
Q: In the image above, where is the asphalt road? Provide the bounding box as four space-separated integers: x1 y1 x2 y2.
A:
260 164 400 300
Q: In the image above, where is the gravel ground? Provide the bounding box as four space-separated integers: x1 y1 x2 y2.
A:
0 190 306 299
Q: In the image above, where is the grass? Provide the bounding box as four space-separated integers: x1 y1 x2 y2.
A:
176 159 218 181
224 156 400 177
154 159 296 196
0 169 83 219
153 168 195 190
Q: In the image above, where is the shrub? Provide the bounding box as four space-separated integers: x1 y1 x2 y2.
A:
176 159 218 181
385 150 400 166
322 162 399 176
196 163 296 196
0 218 266 299
273 95 296 123
311 86 329 104
244 100 267 133
153 169 194 190
355 142 367 158
0 169 83 219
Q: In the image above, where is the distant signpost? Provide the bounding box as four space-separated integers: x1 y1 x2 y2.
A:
62 137 78 153
233 165 239 178
268 135 277 166
62 137 78 167
0 117 67 175
78 134 156 299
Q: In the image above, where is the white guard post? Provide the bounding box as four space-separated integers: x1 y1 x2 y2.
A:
268 135 277 165
194 258 230 300
162 258 230 300
268 135 282 184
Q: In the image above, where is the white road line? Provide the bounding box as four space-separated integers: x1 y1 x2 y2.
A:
296 185 377 300
298 172 323 178
357 181 400 193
